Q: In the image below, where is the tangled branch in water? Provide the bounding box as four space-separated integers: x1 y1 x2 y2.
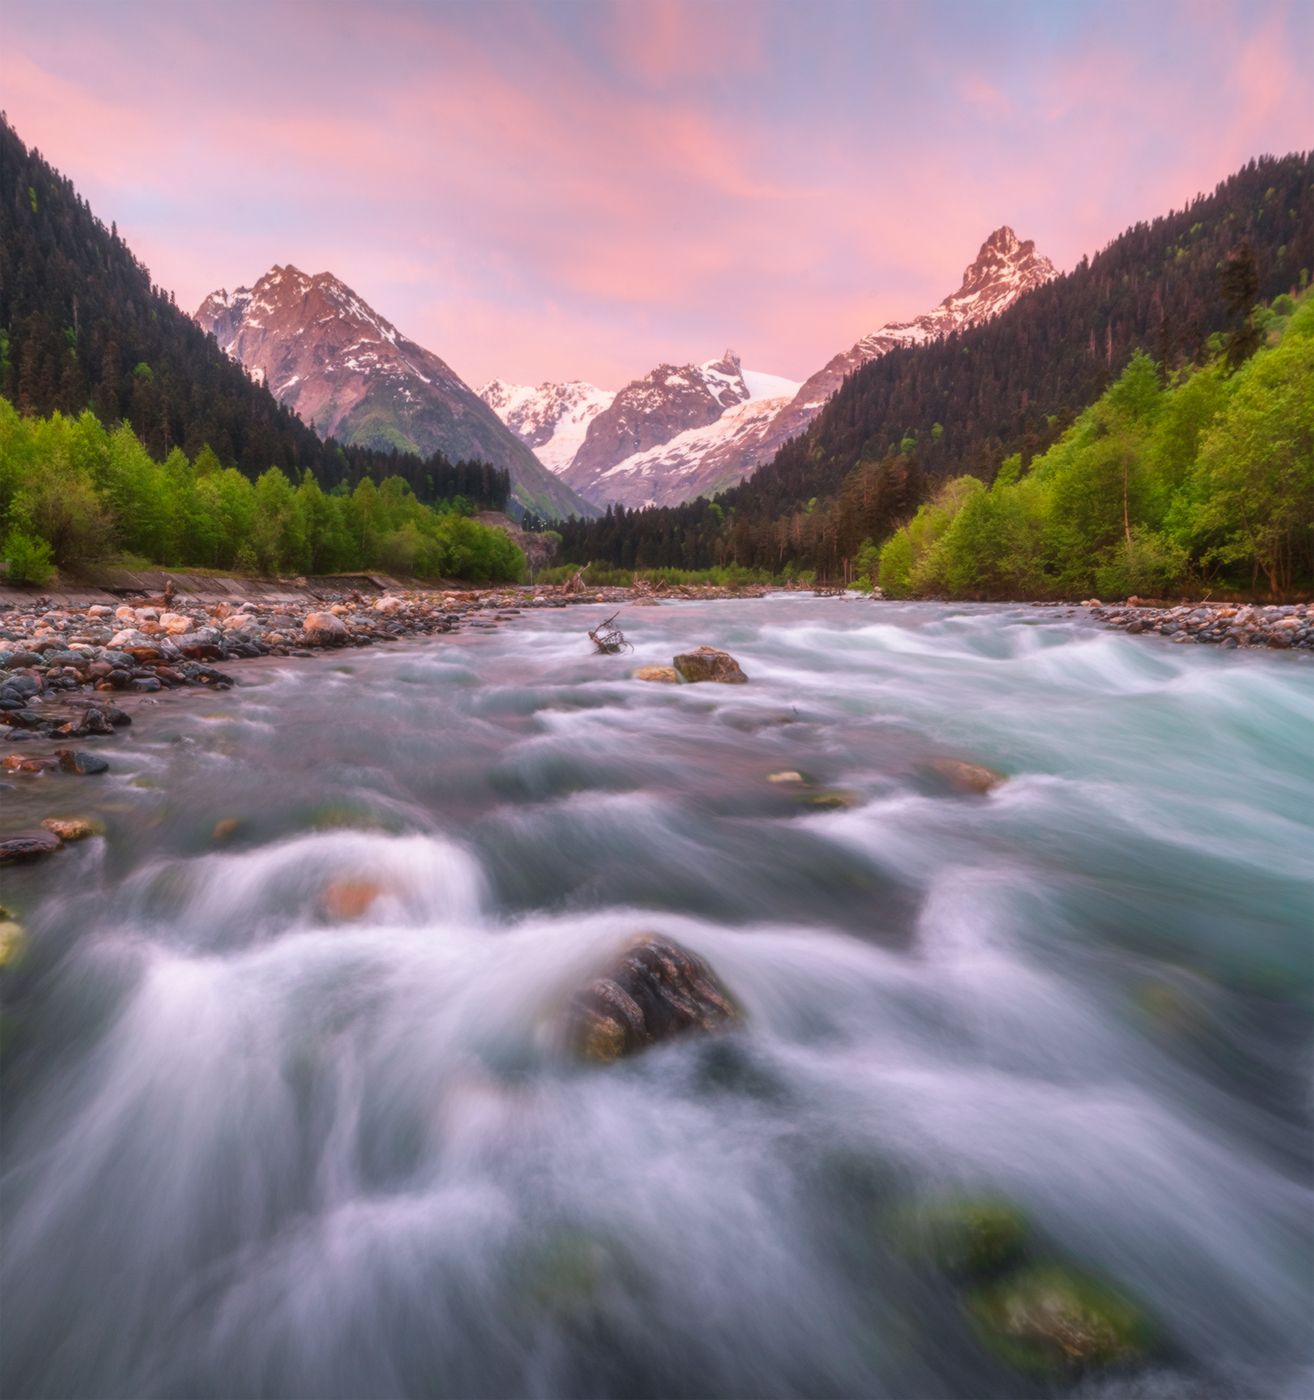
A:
588 611 632 654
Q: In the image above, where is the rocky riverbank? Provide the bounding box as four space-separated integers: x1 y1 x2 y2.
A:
0 579 772 780
1088 600 1313 650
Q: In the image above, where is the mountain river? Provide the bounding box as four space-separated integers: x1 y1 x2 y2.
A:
2 597 1311 1399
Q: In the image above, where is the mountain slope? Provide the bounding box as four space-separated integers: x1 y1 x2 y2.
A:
585 389 798 507
195 267 594 519
478 378 613 474
704 227 1056 486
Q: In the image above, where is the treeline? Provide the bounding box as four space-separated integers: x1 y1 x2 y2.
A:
0 117 510 513
0 400 525 585
557 151 1314 575
874 294 1314 599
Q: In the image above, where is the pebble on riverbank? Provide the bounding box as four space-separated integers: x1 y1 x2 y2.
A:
1089 600 1312 650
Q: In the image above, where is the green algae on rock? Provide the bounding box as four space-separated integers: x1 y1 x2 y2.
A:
970 1264 1147 1374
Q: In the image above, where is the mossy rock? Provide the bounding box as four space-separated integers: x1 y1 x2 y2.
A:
896 1196 1028 1279
969 1264 1147 1374
805 789 860 810
0 909 26 969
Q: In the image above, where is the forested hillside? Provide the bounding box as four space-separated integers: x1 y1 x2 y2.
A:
0 402 525 585
557 151 1314 577
0 117 510 513
874 293 1313 600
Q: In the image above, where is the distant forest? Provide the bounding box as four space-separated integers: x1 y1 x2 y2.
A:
557 151 1314 579
0 116 510 513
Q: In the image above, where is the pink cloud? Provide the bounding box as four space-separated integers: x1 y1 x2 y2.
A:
3 0 1309 389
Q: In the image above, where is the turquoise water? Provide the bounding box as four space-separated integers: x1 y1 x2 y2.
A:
2 597 1311 1398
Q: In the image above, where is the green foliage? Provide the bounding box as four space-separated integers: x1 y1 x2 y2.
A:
872 294 1313 599
0 401 525 585
3 525 54 585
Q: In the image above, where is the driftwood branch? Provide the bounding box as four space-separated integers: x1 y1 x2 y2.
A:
588 611 632 654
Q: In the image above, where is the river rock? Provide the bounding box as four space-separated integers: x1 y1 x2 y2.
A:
41 817 103 842
303 612 349 645
633 665 681 683
970 1265 1146 1375
897 1196 1028 1279
0 829 63 864
56 749 110 775
0 907 24 966
930 758 1008 795
672 646 748 684
565 934 741 1063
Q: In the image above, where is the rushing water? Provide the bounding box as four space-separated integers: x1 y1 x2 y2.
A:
2 598 1311 1400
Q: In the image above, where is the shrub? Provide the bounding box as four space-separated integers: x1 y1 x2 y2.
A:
3 527 55 585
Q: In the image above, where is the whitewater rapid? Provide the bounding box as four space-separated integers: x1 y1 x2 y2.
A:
2 598 1311 1398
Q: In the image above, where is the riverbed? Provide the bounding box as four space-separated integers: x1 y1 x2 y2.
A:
2 597 1311 1399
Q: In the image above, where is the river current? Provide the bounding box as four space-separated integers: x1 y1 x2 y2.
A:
2 597 1311 1399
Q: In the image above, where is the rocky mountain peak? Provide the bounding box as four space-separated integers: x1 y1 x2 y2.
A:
194 266 595 520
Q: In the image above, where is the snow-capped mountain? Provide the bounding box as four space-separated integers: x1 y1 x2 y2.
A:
559 349 754 501
194 267 595 520
589 388 799 509
479 229 1052 510
481 349 797 508
478 379 613 475
704 227 1057 486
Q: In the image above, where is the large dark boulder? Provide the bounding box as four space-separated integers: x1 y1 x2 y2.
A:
566 935 741 1063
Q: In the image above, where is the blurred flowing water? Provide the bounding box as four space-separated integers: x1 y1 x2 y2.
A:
2 597 1311 1399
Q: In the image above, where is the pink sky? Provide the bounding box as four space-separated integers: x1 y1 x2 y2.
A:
5 0 1312 389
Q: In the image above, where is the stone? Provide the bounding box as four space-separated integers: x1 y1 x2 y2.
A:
806 790 859 810
40 817 103 842
929 758 1008 795
55 749 110 775
565 934 741 1063
0 908 25 967
970 1265 1147 1375
303 611 349 644
3 753 55 774
321 879 383 922
897 1197 1028 1279
768 770 805 783
158 611 193 635
672 645 748 684
0 829 63 864
632 665 681 683
211 817 242 842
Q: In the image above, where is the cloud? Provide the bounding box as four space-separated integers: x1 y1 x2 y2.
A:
3 0 1310 387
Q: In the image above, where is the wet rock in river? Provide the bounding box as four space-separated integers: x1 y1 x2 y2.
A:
2 754 55 775
565 934 741 1063
56 749 110 775
0 829 63 864
40 817 103 842
0 907 25 966
969 1265 1147 1375
929 758 1008 795
895 1196 1028 1279
632 665 681 683
672 645 748 684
